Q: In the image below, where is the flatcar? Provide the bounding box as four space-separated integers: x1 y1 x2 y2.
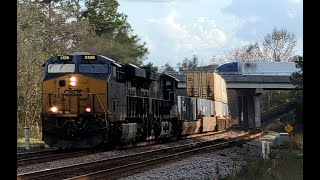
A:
41 52 231 148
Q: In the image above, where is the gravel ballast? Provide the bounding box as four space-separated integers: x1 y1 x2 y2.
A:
17 129 259 176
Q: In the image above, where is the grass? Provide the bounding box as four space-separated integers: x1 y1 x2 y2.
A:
17 138 45 149
222 151 302 180
220 135 303 180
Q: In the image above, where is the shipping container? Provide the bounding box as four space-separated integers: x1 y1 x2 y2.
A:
222 102 229 117
206 73 214 98
177 96 197 121
216 118 226 131
220 79 228 103
186 72 226 102
178 96 218 121
202 117 216 132
196 98 213 117
181 120 201 135
214 101 223 118
213 73 222 102
187 73 199 97
225 118 231 129
200 73 207 97
193 73 201 97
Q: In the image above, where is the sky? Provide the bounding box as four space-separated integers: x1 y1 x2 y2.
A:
117 0 303 68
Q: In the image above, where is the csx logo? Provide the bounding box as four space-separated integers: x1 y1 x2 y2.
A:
64 89 82 96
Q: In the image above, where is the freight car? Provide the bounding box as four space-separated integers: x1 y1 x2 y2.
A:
214 61 299 76
41 53 231 148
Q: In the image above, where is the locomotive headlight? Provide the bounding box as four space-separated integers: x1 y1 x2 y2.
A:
85 107 92 113
70 77 76 82
69 76 77 86
70 81 76 86
50 106 58 113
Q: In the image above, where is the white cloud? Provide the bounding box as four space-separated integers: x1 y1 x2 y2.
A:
286 0 302 18
197 17 205 23
288 0 302 5
151 9 227 54
247 16 261 23
145 18 157 23
287 9 297 18
119 0 302 67
141 34 156 53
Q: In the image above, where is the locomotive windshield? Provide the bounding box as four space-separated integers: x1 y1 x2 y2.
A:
48 64 75 73
79 64 109 73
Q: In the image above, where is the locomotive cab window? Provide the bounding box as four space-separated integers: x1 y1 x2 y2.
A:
79 64 109 74
48 64 75 73
112 66 117 78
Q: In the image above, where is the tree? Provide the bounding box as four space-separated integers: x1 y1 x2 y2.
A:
263 28 297 62
83 0 121 36
160 63 176 73
209 55 229 65
225 42 266 62
82 0 148 65
142 62 158 72
178 54 199 71
291 56 303 89
212 42 266 64
18 1 50 138
290 56 303 127
62 0 85 22
261 28 298 112
220 28 298 63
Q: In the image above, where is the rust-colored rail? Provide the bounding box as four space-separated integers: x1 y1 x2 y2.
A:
17 150 91 167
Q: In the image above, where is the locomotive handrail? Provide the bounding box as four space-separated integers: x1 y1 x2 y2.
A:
88 93 109 125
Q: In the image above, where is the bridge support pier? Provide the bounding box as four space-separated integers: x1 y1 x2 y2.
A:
254 89 262 127
234 88 262 128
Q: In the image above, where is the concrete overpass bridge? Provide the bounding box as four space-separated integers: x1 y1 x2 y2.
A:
220 74 299 128
222 74 296 89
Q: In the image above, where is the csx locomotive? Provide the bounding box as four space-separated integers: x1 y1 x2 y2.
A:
41 53 231 148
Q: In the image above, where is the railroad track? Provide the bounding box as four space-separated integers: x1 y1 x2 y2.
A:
17 129 264 180
17 150 60 161
17 130 228 167
17 149 95 167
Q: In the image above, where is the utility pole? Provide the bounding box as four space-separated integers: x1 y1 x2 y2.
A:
24 118 30 150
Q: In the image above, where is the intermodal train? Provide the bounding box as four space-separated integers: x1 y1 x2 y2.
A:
41 52 231 148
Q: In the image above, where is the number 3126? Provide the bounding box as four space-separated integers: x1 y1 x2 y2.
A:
84 55 95 60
